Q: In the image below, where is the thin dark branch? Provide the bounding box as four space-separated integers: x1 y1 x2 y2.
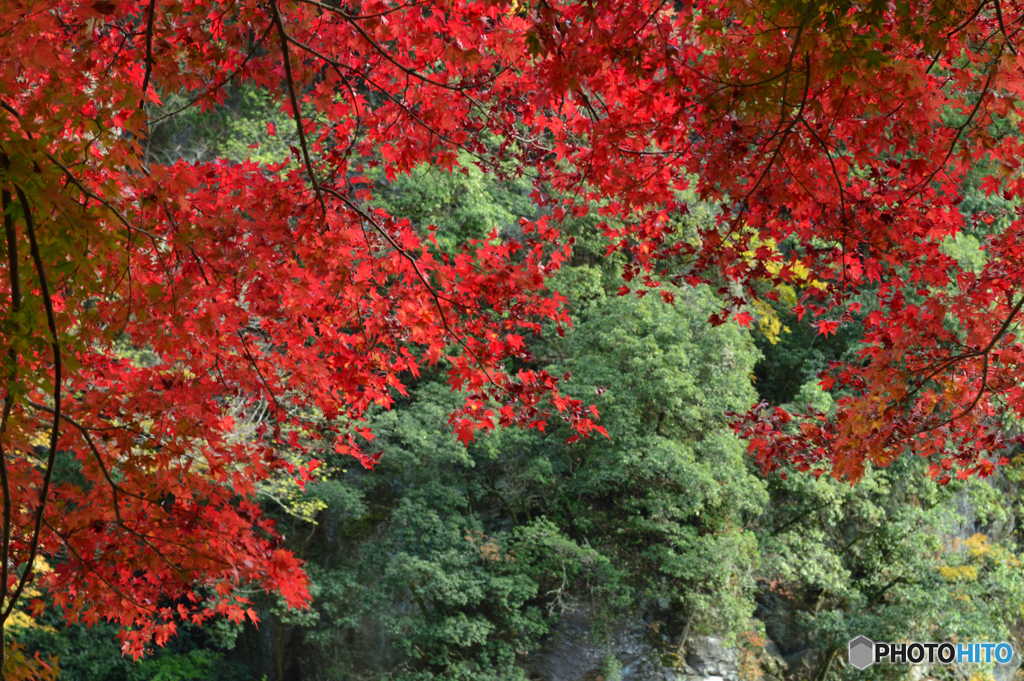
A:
235 330 283 430
28 402 148 507
337 7 489 97
917 293 1024 434
915 48 1001 192
269 0 324 209
41 519 156 614
294 0 424 21
29 401 236 570
146 23 273 128
262 8 510 396
138 0 158 109
0 98 164 243
3 186 61 621
0 187 19 665
317 183 508 395
995 0 1018 54
44 152 164 241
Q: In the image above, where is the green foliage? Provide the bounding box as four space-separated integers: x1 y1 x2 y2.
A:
369 151 537 252
752 302 862 406
146 86 292 165
15 614 248 681
541 286 768 637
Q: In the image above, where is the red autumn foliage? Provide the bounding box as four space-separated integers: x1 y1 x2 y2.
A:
2 0 1023 664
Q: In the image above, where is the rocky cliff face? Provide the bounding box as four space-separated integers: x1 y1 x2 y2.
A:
518 612 1021 681
518 606 761 681
518 608 675 681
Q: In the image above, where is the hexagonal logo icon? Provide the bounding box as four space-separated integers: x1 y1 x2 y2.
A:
849 636 875 670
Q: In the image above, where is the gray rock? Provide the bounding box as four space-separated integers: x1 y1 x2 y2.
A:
781 647 822 679
519 607 702 681
685 636 740 681
994 652 1022 681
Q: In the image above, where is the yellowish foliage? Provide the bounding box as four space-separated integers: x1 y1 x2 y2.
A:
956 533 1019 565
750 298 789 345
3 641 58 681
938 533 1020 584
938 564 979 582
7 558 55 633
466 531 514 563
736 236 826 344
257 448 329 524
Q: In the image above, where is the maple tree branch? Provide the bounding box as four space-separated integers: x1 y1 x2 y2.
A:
0 100 167 248
235 330 284 430
917 50 1000 192
272 6 500 227
895 289 1024 405
29 399 236 573
316 183 506 393
27 402 148 508
776 6 814 126
145 23 274 128
269 0 324 210
944 0 992 41
138 0 158 109
333 7 489 97
898 352 976 408
914 293 1024 435
44 152 163 242
3 187 60 622
293 0 423 21
721 55 813 259
0 101 29 138
994 0 1018 54
240 19 491 351
41 519 157 614
333 60 502 173
0 189 18 669
279 33 510 191
898 291 1024 405
799 117 849 226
